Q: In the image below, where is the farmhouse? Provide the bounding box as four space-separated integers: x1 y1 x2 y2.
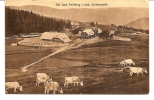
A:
40 32 55 40
18 38 44 46
80 28 102 39
40 32 71 43
109 30 115 36
136 31 141 35
71 21 80 28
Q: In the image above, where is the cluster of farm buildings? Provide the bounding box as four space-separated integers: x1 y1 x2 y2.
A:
8 20 146 47
13 26 105 47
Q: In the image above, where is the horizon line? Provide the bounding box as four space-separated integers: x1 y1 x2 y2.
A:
5 4 149 9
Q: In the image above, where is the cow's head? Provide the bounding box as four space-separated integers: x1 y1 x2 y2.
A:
133 62 135 65
80 81 83 86
19 86 23 91
44 81 49 86
47 78 53 82
120 61 125 65
143 68 148 73
47 75 50 80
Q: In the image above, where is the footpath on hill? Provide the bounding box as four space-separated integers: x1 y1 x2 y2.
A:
21 38 103 72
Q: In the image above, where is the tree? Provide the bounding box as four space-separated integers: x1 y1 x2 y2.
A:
96 22 98 26
66 20 72 29
91 22 95 27
5 7 72 36
98 31 110 38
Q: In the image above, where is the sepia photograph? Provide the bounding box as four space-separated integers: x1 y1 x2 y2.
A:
5 0 149 94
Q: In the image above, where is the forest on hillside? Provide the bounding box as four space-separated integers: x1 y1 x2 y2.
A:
5 7 72 37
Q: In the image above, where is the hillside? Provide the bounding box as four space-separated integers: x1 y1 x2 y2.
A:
126 17 149 30
7 5 148 26
5 7 72 36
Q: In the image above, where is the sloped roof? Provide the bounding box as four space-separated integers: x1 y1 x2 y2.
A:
98 29 102 33
56 33 72 43
40 32 71 43
40 32 55 40
109 31 115 35
18 38 44 45
83 28 95 36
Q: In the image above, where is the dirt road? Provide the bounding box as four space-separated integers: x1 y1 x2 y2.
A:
21 38 103 72
21 39 94 71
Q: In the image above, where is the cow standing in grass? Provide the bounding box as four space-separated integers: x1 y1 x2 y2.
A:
44 81 63 94
5 82 23 93
36 73 52 86
120 59 135 66
129 67 148 76
64 76 83 87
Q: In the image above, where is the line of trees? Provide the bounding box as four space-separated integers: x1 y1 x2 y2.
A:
109 24 149 34
118 25 149 34
5 7 72 37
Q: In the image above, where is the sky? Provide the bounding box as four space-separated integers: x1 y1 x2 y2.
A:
5 0 148 9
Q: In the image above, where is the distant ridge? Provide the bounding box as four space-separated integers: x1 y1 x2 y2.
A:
8 5 149 26
126 17 149 30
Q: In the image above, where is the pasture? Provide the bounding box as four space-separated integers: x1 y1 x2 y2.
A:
5 34 149 94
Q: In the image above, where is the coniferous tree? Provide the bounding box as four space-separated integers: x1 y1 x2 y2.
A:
5 7 72 36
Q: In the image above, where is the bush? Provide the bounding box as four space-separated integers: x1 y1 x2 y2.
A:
98 31 110 38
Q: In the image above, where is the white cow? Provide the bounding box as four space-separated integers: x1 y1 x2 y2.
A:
120 59 135 66
36 73 52 86
64 76 83 87
120 61 127 66
129 67 148 76
5 82 23 93
44 81 63 94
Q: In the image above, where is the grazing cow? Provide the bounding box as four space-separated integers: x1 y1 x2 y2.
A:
5 82 23 93
120 61 127 66
44 81 63 94
36 73 51 86
120 59 135 66
64 76 83 87
129 67 148 76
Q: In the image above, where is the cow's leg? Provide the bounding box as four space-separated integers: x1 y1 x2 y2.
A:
141 72 143 75
45 88 49 94
64 82 66 87
77 82 78 86
137 73 139 76
47 90 50 94
130 72 133 76
53 90 56 94
5 89 8 94
74 83 75 86
36 81 40 86
44 89 47 94
36 82 38 86
14 87 17 92
65 82 69 87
